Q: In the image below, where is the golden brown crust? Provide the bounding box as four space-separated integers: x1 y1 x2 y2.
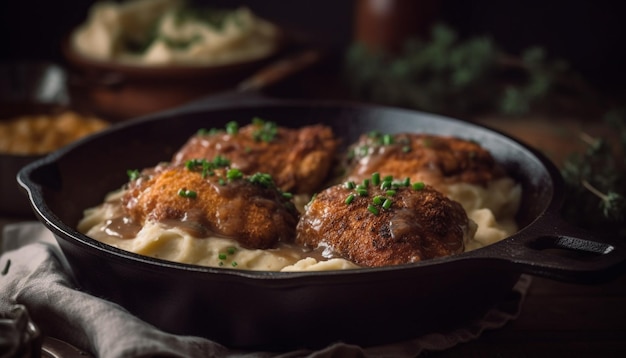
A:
344 133 503 188
123 165 299 249
172 121 339 194
295 178 469 267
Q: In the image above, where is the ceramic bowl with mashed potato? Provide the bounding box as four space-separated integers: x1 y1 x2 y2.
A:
63 0 287 119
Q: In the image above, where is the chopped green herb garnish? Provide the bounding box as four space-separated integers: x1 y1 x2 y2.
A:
382 198 393 210
345 193 355 205
226 168 243 180
357 188 368 196
212 155 230 167
231 261 238 267
386 189 397 196
185 157 230 178
226 121 239 135
185 159 201 170
197 127 221 136
127 169 140 181
218 253 227 260
2 259 10 275
248 172 274 188
372 195 384 205
412 182 425 190
344 181 356 189
367 204 380 215
227 247 236 255
402 145 411 153
380 181 391 190
363 178 370 187
402 177 411 186
372 172 381 185
251 117 278 142
178 188 197 198
282 192 293 199
382 134 394 145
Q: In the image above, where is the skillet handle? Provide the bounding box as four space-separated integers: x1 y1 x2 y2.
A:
488 212 626 283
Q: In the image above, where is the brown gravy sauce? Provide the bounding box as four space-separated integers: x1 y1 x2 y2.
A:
352 143 445 186
99 199 329 262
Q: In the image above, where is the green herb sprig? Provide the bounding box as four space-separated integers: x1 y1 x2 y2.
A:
561 108 626 237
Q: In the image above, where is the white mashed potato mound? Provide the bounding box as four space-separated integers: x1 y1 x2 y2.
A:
71 0 280 66
444 177 521 251
79 177 521 271
281 258 361 272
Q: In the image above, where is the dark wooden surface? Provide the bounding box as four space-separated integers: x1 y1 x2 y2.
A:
425 274 626 357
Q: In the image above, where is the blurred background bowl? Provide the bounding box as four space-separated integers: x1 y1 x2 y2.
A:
0 61 109 217
61 31 288 122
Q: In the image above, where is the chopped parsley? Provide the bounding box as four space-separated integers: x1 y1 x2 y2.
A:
251 117 278 142
185 156 230 178
127 169 141 181
248 172 274 188
226 121 239 135
340 173 425 215
226 168 243 180
178 188 197 198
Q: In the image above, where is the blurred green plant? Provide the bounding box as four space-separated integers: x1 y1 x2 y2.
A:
561 108 626 238
344 23 576 116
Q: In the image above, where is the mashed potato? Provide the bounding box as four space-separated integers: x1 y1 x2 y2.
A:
78 177 520 271
445 177 521 250
71 0 281 66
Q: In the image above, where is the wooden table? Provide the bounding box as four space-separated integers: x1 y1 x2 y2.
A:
428 274 626 357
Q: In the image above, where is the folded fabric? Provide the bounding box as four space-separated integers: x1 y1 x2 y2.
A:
0 222 531 358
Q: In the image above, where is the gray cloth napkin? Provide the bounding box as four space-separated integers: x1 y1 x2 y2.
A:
0 222 531 358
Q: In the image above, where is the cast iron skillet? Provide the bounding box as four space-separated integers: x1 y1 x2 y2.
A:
18 96 626 350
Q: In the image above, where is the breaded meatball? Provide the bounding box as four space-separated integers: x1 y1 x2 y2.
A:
172 118 339 194
344 132 504 188
123 162 298 249
296 174 475 267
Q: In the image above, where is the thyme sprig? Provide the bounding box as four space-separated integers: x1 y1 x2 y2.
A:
561 108 626 237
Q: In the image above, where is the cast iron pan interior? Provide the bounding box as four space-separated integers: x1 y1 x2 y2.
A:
18 98 626 349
